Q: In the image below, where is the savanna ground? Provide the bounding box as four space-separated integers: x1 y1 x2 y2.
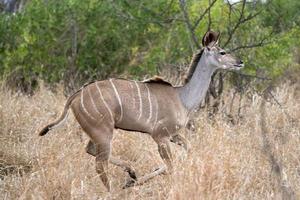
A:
0 82 299 200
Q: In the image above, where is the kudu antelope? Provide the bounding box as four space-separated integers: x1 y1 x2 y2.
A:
39 31 243 191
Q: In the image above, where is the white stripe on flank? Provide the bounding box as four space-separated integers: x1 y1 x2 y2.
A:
162 126 172 136
81 89 96 120
145 84 152 123
129 81 136 109
95 82 114 123
109 79 123 123
87 87 102 116
135 81 143 120
152 96 158 131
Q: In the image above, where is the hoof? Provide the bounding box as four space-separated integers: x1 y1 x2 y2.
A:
123 179 136 189
125 169 137 181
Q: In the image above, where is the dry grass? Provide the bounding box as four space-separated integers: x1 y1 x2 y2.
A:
0 83 299 199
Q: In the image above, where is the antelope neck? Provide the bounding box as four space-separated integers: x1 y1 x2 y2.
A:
177 53 217 112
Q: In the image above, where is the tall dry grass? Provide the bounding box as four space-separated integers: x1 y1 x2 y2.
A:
0 83 299 199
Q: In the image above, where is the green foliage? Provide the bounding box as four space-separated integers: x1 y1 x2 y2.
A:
0 0 299 90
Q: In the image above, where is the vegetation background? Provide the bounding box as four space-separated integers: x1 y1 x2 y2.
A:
0 0 299 199
0 0 299 92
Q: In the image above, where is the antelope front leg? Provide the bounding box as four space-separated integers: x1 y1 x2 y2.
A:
124 137 172 188
156 137 173 173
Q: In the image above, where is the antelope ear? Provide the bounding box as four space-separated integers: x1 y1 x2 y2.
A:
202 31 220 47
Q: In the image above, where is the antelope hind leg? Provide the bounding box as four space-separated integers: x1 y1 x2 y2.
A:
87 140 137 180
88 140 111 191
91 132 113 191
95 144 111 192
110 156 137 181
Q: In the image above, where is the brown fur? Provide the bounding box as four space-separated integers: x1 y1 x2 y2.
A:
143 76 173 86
183 49 204 84
39 79 188 191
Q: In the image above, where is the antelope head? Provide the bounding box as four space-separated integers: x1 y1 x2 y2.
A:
202 31 244 70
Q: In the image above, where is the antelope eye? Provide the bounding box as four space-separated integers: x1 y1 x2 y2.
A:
220 51 226 55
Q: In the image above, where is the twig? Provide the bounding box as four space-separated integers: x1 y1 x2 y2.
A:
249 85 297 123
265 89 295 122
230 30 273 52
111 0 173 27
192 0 218 31
223 0 246 47
224 2 266 48
207 0 212 32
178 0 200 48
230 41 271 52
228 71 272 81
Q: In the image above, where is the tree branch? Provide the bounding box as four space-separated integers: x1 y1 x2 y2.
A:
192 0 218 31
228 71 272 81
223 0 246 47
178 0 200 48
111 0 176 27
207 0 212 31
230 40 270 52
230 29 273 52
223 1 265 48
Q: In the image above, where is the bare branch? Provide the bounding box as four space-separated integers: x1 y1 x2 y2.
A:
227 0 245 7
192 0 218 31
207 0 212 31
223 1 264 48
250 85 298 124
230 40 270 52
178 0 200 48
228 71 272 81
226 0 233 40
223 0 246 47
230 30 273 52
240 10 261 23
111 0 177 27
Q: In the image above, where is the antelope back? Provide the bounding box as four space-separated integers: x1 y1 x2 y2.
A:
71 79 188 135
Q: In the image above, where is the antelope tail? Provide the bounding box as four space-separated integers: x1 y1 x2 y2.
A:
39 91 80 136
